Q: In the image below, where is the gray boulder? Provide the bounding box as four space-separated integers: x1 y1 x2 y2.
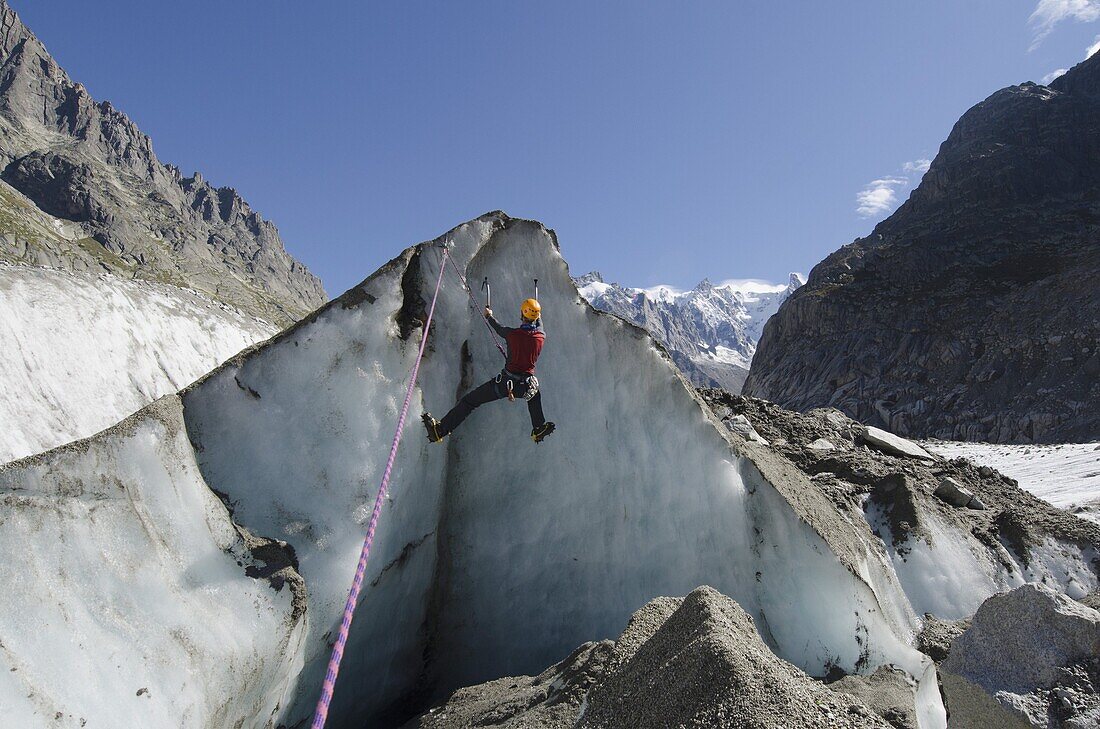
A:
934 477 975 508
940 583 1100 728
861 426 934 460
726 413 770 445
830 665 919 729
407 640 614 729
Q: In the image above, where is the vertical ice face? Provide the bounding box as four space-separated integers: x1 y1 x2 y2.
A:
0 396 305 727
181 213 938 727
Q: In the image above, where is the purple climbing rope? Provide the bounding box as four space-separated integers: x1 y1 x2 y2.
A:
310 244 450 729
444 252 508 360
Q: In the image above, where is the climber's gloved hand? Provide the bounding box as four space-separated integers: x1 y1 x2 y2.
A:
484 307 493 318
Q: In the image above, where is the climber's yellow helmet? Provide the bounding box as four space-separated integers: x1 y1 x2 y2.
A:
521 298 541 322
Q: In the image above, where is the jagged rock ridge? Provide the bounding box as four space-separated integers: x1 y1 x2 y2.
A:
576 271 803 392
744 53 1100 443
0 0 326 325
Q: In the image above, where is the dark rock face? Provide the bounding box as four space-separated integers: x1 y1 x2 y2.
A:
0 1 326 324
744 56 1100 443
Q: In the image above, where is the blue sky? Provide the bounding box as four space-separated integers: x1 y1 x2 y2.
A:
13 1 1100 296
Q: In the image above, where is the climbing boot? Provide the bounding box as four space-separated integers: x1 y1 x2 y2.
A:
531 422 556 444
422 413 444 443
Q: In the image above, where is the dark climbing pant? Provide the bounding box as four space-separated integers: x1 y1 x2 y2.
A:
438 375 545 437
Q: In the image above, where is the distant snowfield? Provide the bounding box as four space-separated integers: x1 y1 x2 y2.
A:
924 440 1100 524
0 263 277 463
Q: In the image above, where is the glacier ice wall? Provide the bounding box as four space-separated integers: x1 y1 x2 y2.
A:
181 213 940 727
0 263 276 463
0 396 305 726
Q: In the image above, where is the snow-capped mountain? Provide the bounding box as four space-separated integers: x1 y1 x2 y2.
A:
575 271 804 392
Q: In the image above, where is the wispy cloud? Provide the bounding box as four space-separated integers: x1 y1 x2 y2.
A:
1041 68 1069 83
902 159 932 175
856 177 907 218
1039 33 1100 82
1029 0 1100 51
855 159 932 219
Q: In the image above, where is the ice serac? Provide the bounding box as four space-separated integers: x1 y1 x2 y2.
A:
180 212 940 728
744 51 1100 443
700 392 1099 623
0 262 276 463
0 0 326 325
0 396 306 726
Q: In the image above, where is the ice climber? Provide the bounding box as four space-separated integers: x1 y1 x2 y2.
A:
422 298 556 444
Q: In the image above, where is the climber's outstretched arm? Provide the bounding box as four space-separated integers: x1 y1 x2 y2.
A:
484 309 512 338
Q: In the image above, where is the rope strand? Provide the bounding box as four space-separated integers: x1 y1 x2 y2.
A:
309 244 450 729
444 253 507 360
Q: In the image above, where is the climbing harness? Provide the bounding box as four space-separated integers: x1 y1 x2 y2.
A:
309 242 451 729
494 370 539 402
494 370 516 401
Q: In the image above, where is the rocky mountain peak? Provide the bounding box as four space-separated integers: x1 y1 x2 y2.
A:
746 57 1100 443
574 270 604 287
1050 47 1100 95
0 1 33 60
0 0 326 325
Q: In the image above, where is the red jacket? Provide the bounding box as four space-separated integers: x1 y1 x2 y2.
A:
488 316 544 375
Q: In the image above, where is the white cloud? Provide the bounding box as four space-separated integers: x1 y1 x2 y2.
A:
1029 0 1100 50
855 159 933 219
1041 68 1069 83
856 177 906 218
902 159 932 174
1087 33 1100 56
